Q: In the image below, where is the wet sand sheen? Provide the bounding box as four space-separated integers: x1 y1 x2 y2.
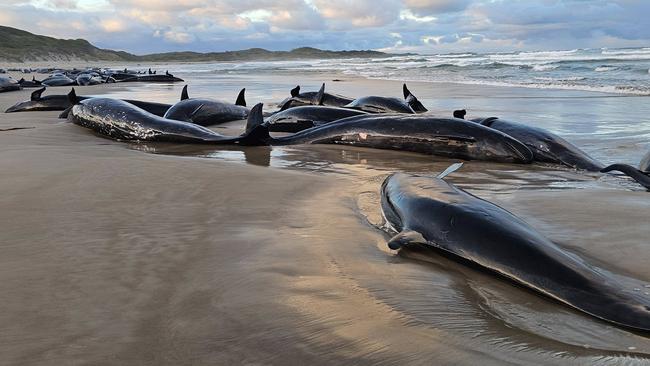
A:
1 81 650 365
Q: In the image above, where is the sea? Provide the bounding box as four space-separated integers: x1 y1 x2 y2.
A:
145 47 650 96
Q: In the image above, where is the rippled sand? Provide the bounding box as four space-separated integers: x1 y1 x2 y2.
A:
1 73 650 365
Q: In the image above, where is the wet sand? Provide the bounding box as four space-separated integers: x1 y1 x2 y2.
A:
1 76 650 365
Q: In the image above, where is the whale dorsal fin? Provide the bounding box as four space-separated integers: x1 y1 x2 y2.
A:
18 78 25 83
453 109 466 119
290 85 300 97
67 87 79 105
437 162 464 179
387 230 427 250
31 87 46 101
314 83 325 105
403 84 427 113
245 103 265 135
180 85 189 101
235 88 246 106
239 103 271 145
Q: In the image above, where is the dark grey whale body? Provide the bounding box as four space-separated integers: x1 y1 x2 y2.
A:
69 98 263 144
474 117 603 171
344 84 427 114
380 171 650 331
247 110 533 163
41 75 75 87
6 88 172 116
163 86 249 126
278 84 354 110
18 76 42 88
0 76 21 93
265 105 368 132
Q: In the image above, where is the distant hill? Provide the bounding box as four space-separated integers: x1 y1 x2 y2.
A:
0 26 393 63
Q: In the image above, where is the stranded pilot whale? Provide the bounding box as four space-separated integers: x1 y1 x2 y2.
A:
278 83 354 110
6 88 172 117
163 85 249 126
380 167 650 332
244 107 533 163
472 117 603 171
265 105 368 132
459 113 650 190
344 84 427 114
69 97 266 144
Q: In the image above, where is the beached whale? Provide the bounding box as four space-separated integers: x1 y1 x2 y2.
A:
344 84 426 114
68 97 263 144
131 71 184 83
18 76 42 88
75 73 104 86
278 83 354 110
245 107 533 163
0 76 21 93
472 117 603 171
41 74 75 87
163 85 249 126
265 105 368 132
6 88 172 117
380 169 650 332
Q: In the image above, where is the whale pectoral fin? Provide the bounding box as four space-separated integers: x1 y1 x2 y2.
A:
235 88 246 106
387 230 427 250
31 87 46 101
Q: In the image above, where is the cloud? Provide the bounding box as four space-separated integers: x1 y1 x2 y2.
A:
0 0 648 54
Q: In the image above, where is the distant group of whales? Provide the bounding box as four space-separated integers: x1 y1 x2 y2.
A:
5 80 650 332
7 82 647 188
0 68 183 92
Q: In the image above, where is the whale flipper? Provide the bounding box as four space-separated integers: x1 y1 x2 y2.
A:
31 87 46 101
180 85 189 101
437 162 464 179
235 88 246 106
387 230 427 250
601 164 650 190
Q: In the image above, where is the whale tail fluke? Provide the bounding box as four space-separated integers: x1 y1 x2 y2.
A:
180 85 189 101
403 84 428 113
31 87 46 101
601 164 650 191
235 88 246 106
239 103 270 146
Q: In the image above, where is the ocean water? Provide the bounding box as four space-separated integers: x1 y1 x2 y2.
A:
143 47 650 96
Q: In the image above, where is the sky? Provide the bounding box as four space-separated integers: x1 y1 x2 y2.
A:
1 0 649 54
